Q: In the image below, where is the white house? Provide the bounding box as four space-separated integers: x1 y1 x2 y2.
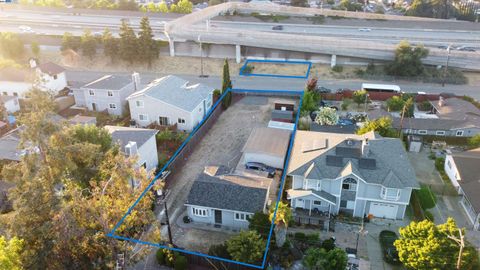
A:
35 62 67 93
104 125 159 172
73 73 139 116
444 148 480 230
0 95 20 114
127 75 214 131
0 67 34 97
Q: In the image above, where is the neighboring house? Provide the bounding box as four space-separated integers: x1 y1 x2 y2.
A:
444 148 480 230
287 131 419 221
185 167 271 229
0 127 22 163
73 73 140 116
35 62 67 92
104 125 159 172
0 95 20 114
242 127 291 169
127 75 214 131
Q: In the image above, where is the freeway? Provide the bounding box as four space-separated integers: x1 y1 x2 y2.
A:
65 70 480 100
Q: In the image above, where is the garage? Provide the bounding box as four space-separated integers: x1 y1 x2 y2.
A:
242 127 291 169
368 202 398 219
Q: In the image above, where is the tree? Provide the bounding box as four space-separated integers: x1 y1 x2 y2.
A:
117 0 138 10
226 230 266 264
170 0 192 13
336 0 363 11
221 59 233 109
290 0 308 7
315 107 339 125
269 201 292 247
81 29 97 59
138 17 159 67
357 116 398 137
0 32 25 60
158 1 169 13
352 89 369 108
61 32 80 52
301 90 320 116
303 247 348 270
119 19 138 64
386 96 404 111
468 134 480 148
31 41 40 58
248 212 271 238
306 77 318 92
386 40 429 77
0 236 23 270
395 218 480 270
102 28 119 62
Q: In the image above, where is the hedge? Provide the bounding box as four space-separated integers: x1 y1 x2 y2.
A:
416 185 437 210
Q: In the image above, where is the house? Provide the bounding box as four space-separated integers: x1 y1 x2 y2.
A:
104 125 159 172
185 167 271 229
35 61 67 92
242 127 291 169
0 127 23 162
73 73 140 116
0 66 34 97
0 95 20 114
127 75 214 131
444 148 480 230
287 131 419 221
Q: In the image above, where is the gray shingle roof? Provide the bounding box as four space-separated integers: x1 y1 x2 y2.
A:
186 173 268 213
392 117 476 130
38 62 65 76
83 75 133 90
0 128 22 162
104 126 158 149
451 148 480 212
127 75 214 112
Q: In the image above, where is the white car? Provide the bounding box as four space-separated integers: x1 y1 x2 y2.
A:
19 25 32 31
358 28 372 32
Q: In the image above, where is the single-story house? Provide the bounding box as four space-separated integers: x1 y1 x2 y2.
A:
0 95 20 114
444 148 480 230
104 125 159 172
185 168 271 229
127 75 214 131
242 127 291 169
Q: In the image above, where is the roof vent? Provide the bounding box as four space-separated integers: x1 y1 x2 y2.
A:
346 139 354 146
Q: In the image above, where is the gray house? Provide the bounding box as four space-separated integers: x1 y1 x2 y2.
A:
185 168 270 229
73 73 141 116
287 131 419 221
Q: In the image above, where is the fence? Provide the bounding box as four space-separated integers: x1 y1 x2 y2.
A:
322 91 441 102
182 253 261 270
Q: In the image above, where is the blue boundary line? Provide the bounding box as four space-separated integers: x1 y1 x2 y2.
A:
239 59 312 79
108 88 303 269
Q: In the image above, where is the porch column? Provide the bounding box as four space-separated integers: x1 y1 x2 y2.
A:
309 201 312 216
169 39 175 57
329 204 331 218
235 44 241 64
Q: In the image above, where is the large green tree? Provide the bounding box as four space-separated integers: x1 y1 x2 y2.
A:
138 17 159 67
226 230 266 264
395 218 479 270
170 0 192 13
0 32 25 60
0 236 23 270
352 89 369 108
61 32 80 52
102 28 119 62
119 19 138 64
386 40 429 77
81 29 97 59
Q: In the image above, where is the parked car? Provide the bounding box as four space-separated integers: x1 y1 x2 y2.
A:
358 28 371 32
272 25 283 30
245 162 275 178
316 86 332 94
379 230 401 264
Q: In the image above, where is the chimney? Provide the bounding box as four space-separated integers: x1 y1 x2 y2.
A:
125 141 138 157
29 58 38 68
132 72 141 91
362 138 370 157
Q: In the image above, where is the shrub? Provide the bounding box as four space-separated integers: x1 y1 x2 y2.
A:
416 185 436 210
417 100 433 111
321 238 336 251
386 96 404 111
332 65 344 73
326 0 334 4
424 210 435 222
294 232 306 242
174 255 188 270
305 233 320 244
243 64 254 74
435 157 445 171
341 98 352 110
156 249 166 265
213 89 221 97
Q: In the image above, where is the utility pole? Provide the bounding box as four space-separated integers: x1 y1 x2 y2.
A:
448 229 465 270
442 45 451 87
198 34 206 78
163 200 173 246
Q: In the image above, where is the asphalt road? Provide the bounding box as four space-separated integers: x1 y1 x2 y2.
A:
65 70 480 100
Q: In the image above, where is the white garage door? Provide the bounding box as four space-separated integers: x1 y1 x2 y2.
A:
369 202 398 219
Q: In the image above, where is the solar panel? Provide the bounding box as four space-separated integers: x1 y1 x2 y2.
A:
359 158 376 170
335 146 361 158
326 155 343 167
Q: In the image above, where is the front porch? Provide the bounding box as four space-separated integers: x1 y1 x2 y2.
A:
293 208 332 231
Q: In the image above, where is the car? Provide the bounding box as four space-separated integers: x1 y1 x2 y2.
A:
358 28 371 32
437 45 449 50
379 230 401 264
316 86 332 94
19 25 34 33
245 162 275 178
93 31 103 37
272 25 283 30
459 47 476 52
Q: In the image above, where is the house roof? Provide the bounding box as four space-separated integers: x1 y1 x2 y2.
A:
0 127 22 162
242 127 291 157
392 117 477 130
37 62 65 76
451 148 480 212
104 126 158 149
127 75 214 112
287 189 336 204
83 75 133 90
186 173 268 213
0 67 34 82
310 123 357 134
432 98 480 121
288 131 419 189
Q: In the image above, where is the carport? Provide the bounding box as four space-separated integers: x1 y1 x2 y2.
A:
242 127 291 169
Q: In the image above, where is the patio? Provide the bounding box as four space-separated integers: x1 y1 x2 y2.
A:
293 208 331 230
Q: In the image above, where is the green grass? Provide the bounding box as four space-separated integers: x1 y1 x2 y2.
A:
416 185 437 210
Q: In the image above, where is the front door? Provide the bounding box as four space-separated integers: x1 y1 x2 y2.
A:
214 210 222 224
91 103 97 111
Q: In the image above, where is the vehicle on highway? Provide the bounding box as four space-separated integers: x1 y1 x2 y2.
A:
316 86 332 93
362 83 402 93
18 25 34 33
437 45 449 50
272 25 283 30
358 28 372 32
379 230 400 264
459 47 476 52
93 31 103 37
245 162 275 178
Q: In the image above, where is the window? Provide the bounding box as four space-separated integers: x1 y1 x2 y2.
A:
141 162 147 169
107 91 113 97
89 90 95 96
234 212 251 221
405 129 412 134
418 130 428 135
136 100 144 107
456 130 464 137
109 103 117 109
436 130 445 136
178 118 185 124
313 200 322 206
447 160 452 169
192 208 208 217
139 114 149 121
340 200 347 208
158 117 168 126
13 92 18 97
53 75 57 80
381 187 400 201
342 183 356 191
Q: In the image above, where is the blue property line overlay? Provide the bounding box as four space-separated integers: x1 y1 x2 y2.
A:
108 88 304 269
239 59 312 79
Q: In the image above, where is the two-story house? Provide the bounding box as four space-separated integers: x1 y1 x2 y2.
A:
35 62 67 93
73 73 140 116
127 75 214 131
287 131 419 221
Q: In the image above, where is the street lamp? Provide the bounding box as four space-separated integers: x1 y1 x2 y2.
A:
442 44 452 87
197 34 207 78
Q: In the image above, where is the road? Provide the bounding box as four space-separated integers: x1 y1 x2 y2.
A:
65 70 480 100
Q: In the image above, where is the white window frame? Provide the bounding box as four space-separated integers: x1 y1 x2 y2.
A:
313 200 322 206
192 207 208 217
342 183 356 191
107 91 114 97
234 212 251 221
136 100 144 108
436 130 445 136
138 114 149 121
381 187 401 201
89 90 95 96
418 130 428 135
456 130 464 137
109 103 117 109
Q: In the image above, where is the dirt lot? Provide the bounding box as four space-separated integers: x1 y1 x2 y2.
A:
157 95 298 253
247 62 309 77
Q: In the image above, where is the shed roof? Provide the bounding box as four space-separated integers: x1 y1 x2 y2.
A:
242 127 291 157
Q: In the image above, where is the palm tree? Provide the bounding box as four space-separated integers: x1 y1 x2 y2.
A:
269 201 293 247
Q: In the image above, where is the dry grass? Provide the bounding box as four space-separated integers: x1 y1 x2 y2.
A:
247 62 309 76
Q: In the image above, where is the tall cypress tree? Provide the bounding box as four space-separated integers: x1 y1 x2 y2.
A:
119 20 138 64
138 17 159 67
221 59 233 109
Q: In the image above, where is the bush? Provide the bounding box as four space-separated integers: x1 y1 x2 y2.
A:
332 65 344 73
156 249 166 265
424 210 435 222
182 216 191 223
416 185 436 210
294 232 306 242
243 64 254 74
341 98 352 110
417 100 433 111
435 157 445 171
306 233 319 244
174 255 188 270
326 0 334 4
213 89 221 97
321 238 336 251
